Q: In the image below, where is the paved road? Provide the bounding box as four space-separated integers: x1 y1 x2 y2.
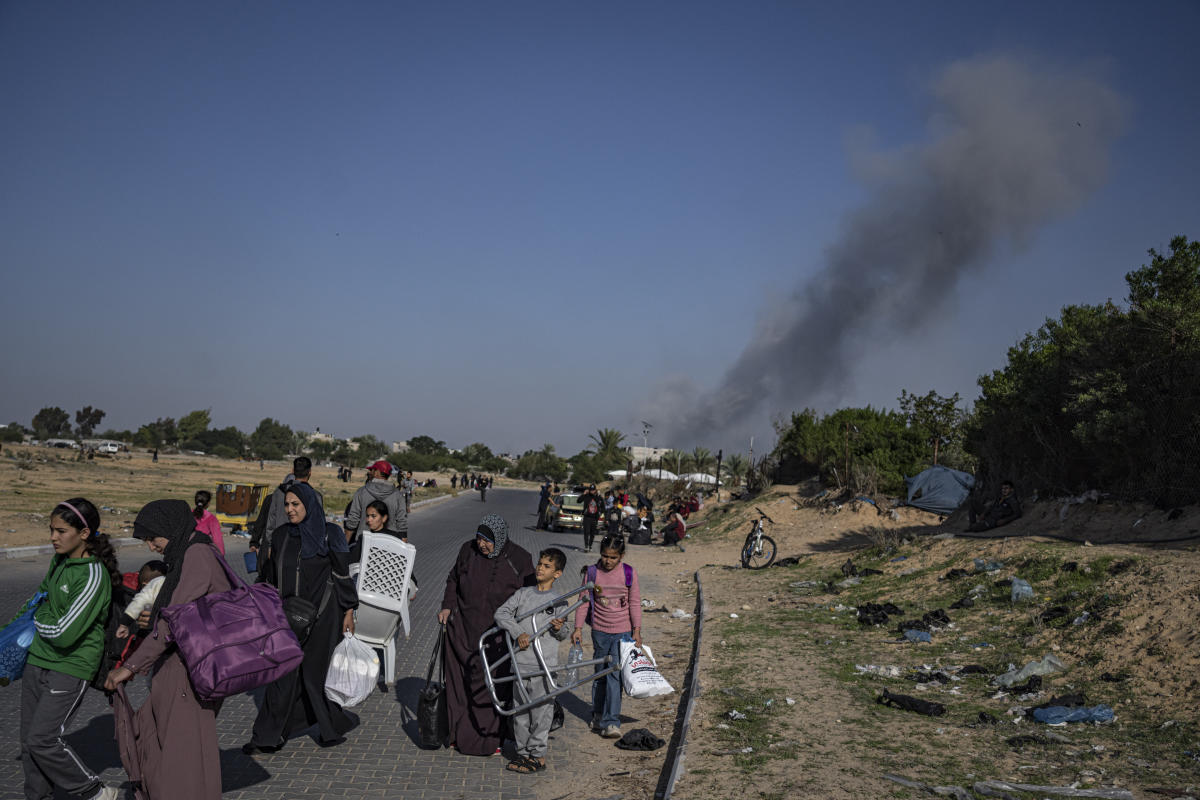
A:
0 488 602 799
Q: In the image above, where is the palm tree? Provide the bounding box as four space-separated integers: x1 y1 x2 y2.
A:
690 447 714 476
587 428 626 465
721 453 749 487
662 449 687 474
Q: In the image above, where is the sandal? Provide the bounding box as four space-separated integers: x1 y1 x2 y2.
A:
505 756 546 774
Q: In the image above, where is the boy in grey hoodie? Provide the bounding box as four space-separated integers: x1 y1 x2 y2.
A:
344 460 408 540
494 548 570 773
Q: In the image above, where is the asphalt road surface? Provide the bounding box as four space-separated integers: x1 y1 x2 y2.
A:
0 488 602 800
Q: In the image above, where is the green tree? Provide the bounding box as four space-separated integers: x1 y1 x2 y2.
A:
308 439 336 461
660 450 687 474
408 435 447 456
1 423 25 443
73 406 106 438
98 428 134 442
135 417 177 448
460 442 495 466
689 447 714 475
898 389 966 467
199 425 245 456
32 406 71 440
249 418 295 460
969 235 1200 505
509 444 569 482
177 409 212 443
586 428 627 470
351 435 388 460
721 453 749 487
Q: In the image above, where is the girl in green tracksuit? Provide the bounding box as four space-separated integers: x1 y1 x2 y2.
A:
19 497 122 800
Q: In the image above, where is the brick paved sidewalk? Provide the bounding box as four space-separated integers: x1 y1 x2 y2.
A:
0 489 605 800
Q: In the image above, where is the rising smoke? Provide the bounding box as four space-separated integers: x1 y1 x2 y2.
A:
663 54 1126 445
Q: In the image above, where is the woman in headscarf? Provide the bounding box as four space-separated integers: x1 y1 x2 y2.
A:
243 481 359 753
436 513 534 755
103 499 229 800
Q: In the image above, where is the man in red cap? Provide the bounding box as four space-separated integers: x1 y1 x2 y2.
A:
344 459 408 542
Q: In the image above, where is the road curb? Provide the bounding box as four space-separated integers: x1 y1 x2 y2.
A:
0 491 468 560
655 569 706 800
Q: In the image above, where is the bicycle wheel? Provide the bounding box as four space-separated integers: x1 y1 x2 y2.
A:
743 535 776 570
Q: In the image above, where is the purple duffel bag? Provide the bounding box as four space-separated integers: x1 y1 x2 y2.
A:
161 545 303 701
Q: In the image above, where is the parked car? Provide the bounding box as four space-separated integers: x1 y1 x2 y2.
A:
98 443 120 454
548 492 584 532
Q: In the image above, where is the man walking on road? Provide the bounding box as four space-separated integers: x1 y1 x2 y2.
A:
345 460 408 541
402 471 415 514
579 483 603 552
250 456 323 557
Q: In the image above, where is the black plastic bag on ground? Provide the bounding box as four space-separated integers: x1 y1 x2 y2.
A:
876 689 946 717
549 700 564 732
615 728 665 751
922 609 951 627
418 625 450 749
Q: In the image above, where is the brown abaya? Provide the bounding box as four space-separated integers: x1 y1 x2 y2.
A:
120 542 230 800
440 538 534 755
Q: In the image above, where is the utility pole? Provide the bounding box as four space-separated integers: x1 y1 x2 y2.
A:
715 449 723 502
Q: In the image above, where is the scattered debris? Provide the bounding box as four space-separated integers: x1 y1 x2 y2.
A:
974 558 1005 572
992 654 1066 688
882 773 971 799
1011 577 1035 603
876 689 946 717
973 779 1132 799
670 609 693 620
904 629 933 643
1032 704 1115 725
855 664 903 679
726 710 747 721
977 711 1000 725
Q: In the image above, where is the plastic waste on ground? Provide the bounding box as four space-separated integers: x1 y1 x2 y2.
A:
564 643 585 685
670 608 694 620
973 558 1005 572
904 629 932 643
992 654 1067 687
1010 578 1034 603
1032 704 1115 725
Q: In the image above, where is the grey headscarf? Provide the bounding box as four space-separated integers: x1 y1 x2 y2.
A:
475 513 508 559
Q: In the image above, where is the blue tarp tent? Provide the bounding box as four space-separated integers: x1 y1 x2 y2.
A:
903 466 975 515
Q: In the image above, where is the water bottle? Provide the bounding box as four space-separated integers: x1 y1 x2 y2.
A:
565 643 584 684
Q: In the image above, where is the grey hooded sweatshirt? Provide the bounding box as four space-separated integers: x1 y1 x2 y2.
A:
344 478 408 537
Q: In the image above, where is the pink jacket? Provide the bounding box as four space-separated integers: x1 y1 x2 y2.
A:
574 561 641 634
194 510 225 555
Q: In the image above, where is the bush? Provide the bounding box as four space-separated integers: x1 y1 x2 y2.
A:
212 444 239 460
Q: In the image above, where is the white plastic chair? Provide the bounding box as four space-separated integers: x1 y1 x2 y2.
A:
353 532 415 685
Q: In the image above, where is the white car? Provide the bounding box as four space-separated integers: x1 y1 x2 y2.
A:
98 443 120 454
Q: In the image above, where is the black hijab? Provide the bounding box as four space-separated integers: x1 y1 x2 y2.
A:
283 481 345 558
133 499 213 624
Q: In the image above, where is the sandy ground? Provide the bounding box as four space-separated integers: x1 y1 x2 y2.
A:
0 443 513 547
537 489 1200 800
7 446 1198 798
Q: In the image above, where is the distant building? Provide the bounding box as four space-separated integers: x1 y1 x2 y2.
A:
628 446 672 466
307 430 335 444
391 440 410 453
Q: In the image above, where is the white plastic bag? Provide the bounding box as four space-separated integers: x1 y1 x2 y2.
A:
325 633 379 708
619 640 674 698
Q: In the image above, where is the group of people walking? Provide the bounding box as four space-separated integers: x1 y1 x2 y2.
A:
14 470 647 798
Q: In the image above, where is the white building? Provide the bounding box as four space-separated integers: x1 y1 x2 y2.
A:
627 445 672 466
391 440 410 453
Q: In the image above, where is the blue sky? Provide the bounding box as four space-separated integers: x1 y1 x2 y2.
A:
2 1 1198 458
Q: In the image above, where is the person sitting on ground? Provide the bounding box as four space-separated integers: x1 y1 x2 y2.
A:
493 548 570 773
661 503 687 549
967 480 1022 532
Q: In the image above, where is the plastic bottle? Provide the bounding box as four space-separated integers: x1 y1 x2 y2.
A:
565 643 585 684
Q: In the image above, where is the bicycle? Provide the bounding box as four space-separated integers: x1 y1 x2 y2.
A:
740 507 777 569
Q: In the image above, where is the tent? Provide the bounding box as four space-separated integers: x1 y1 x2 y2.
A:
641 468 678 480
903 465 975 515
682 472 718 485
